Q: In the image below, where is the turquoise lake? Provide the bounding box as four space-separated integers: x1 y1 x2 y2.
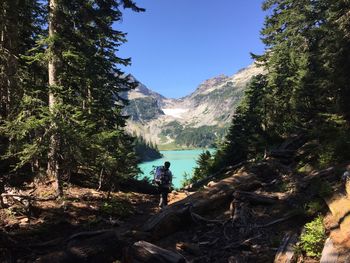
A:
138 149 214 188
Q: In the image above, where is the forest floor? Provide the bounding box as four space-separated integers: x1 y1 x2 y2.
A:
1 161 350 262
0 182 186 262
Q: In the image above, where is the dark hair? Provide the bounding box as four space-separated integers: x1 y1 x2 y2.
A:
164 161 171 168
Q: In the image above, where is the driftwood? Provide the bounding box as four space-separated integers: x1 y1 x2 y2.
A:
274 233 298 263
123 241 186 263
143 173 259 240
234 191 280 205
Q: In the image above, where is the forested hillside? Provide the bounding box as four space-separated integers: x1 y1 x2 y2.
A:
134 136 162 161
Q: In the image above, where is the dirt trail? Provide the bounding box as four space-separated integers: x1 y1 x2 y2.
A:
0 183 188 262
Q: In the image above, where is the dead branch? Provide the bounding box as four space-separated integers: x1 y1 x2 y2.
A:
255 213 297 228
234 191 280 205
189 206 225 225
223 234 262 249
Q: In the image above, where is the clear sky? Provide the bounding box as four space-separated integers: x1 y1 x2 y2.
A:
116 0 266 99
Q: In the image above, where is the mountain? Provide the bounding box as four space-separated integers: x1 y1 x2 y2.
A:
123 63 265 149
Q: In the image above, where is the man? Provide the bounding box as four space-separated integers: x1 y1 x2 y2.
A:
342 164 350 196
156 161 173 209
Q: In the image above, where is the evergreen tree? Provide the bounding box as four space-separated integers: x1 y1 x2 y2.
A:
193 75 269 178
2 0 144 196
192 150 212 183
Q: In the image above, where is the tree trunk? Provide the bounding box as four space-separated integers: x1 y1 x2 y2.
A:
47 0 63 197
0 1 18 119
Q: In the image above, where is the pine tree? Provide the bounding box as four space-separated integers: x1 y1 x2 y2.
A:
320 0 350 123
2 0 145 196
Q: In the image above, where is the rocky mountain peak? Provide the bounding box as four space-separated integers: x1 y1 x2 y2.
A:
199 74 229 89
124 62 265 148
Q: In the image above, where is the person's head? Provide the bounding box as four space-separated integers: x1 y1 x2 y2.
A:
347 164 350 171
164 161 171 169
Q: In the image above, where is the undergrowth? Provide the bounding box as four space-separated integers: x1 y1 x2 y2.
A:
298 215 326 258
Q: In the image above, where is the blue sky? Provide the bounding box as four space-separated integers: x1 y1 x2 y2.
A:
116 0 266 99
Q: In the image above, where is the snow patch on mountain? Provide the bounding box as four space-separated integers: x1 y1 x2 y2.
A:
162 108 188 119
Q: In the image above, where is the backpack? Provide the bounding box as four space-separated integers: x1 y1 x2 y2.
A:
152 166 171 186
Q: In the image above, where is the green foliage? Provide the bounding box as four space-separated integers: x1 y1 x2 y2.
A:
0 0 145 194
196 0 350 186
181 172 192 188
299 215 326 258
134 135 162 162
314 114 350 168
191 150 213 183
195 74 270 177
160 121 227 148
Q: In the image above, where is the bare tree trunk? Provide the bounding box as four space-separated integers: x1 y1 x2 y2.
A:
47 0 63 197
0 2 18 120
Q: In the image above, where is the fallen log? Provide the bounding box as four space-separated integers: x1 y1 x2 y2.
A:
183 161 247 191
320 238 338 263
143 173 258 240
234 191 280 205
123 241 186 263
301 167 335 183
274 233 298 263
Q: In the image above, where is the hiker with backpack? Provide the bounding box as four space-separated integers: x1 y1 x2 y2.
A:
342 164 350 196
153 161 173 209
